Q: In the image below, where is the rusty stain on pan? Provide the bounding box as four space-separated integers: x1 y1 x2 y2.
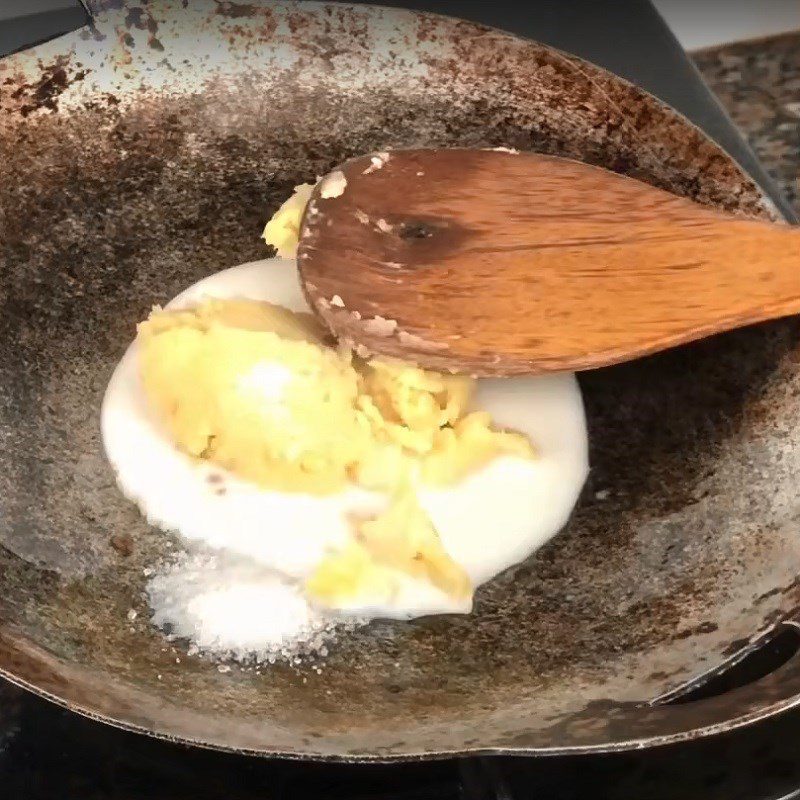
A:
1 0 800 759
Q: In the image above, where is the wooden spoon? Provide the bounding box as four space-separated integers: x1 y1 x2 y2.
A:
297 149 799 376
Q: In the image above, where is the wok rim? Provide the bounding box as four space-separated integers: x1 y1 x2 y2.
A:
0 0 796 759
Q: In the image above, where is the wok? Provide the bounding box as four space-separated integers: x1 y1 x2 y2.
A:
1 0 800 760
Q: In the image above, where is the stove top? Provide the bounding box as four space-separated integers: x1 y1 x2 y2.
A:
1 2 798 798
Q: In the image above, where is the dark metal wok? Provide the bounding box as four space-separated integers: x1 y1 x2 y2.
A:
1 0 800 760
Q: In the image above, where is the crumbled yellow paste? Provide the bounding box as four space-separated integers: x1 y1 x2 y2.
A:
261 182 316 257
306 491 472 605
138 298 533 606
139 299 530 492
136 184 536 608
139 299 370 494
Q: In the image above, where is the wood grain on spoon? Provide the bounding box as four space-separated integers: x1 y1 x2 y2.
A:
297 149 799 376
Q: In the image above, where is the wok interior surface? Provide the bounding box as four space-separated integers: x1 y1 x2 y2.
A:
1 0 800 758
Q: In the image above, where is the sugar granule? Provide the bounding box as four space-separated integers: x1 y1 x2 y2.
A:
146 551 364 663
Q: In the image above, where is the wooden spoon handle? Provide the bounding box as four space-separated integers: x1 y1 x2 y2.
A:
508 211 800 372
299 150 800 375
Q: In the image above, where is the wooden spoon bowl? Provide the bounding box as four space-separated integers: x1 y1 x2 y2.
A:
298 149 798 375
